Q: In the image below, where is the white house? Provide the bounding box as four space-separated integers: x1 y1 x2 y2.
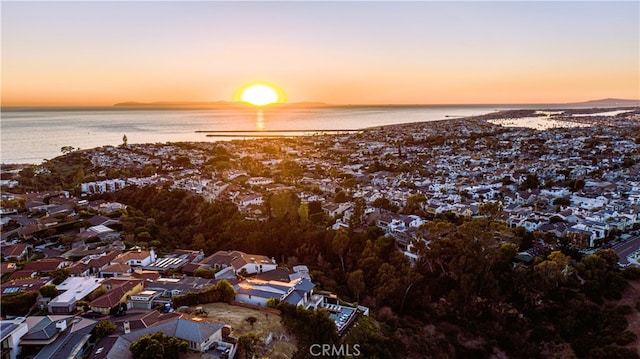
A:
239 193 263 207
0 317 29 359
112 248 157 267
234 277 321 309
200 250 277 275
247 177 274 186
80 179 126 195
48 276 105 314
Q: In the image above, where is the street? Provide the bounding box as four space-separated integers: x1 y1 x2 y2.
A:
611 235 640 266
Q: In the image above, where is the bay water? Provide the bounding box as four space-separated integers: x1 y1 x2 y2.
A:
1 105 511 164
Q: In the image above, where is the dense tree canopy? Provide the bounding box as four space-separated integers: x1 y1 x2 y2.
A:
102 186 639 358
129 332 188 359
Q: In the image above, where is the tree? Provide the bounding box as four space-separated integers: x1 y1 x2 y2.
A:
193 267 218 279
61 146 76 154
332 228 350 273
350 197 365 228
0 291 38 316
95 320 116 341
404 193 426 215
533 251 571 292
552 197 571 206
216 279 236 303
73 168 85 183
334 189 351 203
130 332 188 359
372 197 399 212
51 268 71 285
142 165 156 177
39 284 58 298
347 269 366 302
268 190 299 220
478 201 503 219
237 333 262 359
191 233 207 252
519 173 540 190
298 203 309 225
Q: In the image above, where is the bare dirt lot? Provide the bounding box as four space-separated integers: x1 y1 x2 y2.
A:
183 302 297 359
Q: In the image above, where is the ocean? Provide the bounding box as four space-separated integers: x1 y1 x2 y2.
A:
1 105 517 165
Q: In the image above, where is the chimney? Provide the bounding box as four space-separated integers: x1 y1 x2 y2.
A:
55 320 67 332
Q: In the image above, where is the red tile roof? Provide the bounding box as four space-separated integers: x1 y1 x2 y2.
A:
69 261 89 275
23 258 64 273
112 250 152 264
89 279 143 309
130 270 161 282
7 269 36 281
1 243 29 257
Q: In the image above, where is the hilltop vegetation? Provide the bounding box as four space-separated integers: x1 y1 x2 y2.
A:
97 186 640 358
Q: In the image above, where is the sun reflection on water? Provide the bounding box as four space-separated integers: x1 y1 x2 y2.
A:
256 109 265 131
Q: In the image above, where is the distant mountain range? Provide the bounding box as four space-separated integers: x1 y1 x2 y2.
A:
564 98 640 106
112 101 328 109
113 98 639 109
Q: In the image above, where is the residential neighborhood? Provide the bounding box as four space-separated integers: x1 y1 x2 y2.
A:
1 107 640 358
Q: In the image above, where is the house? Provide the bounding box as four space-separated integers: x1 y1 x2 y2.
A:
7 270 37 281
129 269 162 282
325 202 352 218
143 257 188 274
22 259 66 276
1 243 30 261
99 263 132 278
80 179 126 195
1 317 29 359
567 225 598 249
234 276 322 309
199 250 277 275
171 249 205 263
247 177 274 186
104 317 235 358
87 215 119 227
76 225 119 242
48 277 104 314
521 216 545 232
1 278 52 295
128 290 163 310
111 248 156 268
239 193 264 207
70 251 122 277
143 276 220 306
19 315 97 359
108 310 180 334
89 278 144 315
538 222 569 239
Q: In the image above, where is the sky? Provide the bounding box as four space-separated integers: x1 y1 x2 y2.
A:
1 1 639 106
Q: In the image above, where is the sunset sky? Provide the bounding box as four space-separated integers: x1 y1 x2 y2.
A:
2 1 639 106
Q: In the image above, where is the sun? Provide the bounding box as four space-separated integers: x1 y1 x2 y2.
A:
240 84 280 106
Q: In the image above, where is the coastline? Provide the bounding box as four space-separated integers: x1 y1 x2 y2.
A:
1 105 638 166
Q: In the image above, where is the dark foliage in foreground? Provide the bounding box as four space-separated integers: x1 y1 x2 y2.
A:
104 187 639 358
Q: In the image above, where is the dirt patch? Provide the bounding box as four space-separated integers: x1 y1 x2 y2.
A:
197 302 285 338
183 302 297 359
